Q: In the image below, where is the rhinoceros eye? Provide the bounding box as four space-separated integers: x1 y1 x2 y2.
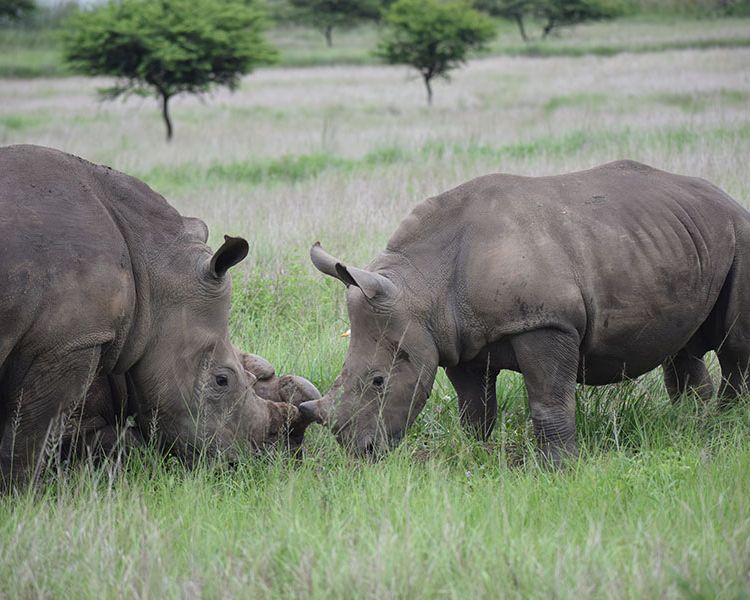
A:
372 375 385 388
215 374 229 387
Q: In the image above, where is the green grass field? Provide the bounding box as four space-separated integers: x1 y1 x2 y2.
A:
1 17 750 598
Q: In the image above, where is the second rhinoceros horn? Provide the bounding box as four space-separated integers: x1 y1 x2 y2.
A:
310 242 396 300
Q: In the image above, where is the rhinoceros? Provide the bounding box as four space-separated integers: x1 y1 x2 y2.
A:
300 160 750 464
63 352 321 460
0 144 306 489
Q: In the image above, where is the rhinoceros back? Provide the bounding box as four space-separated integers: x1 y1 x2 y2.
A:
0 145 183 372
381 160 748 381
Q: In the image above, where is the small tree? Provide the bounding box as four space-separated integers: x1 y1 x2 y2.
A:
535 0 624 38
62 0 276 141
0 0 34 23
377 0 495 105
474 0 534 42
286 0 382 47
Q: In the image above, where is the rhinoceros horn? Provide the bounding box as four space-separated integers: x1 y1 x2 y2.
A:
298 396 333 426
310 242 396 300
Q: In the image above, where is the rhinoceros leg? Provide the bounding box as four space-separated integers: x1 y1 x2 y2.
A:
0 346 101 492
662 349 714 402
511 328 580 466
446 363 498 441
717 348 750 409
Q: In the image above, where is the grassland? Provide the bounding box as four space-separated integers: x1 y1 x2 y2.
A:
1 20 750 599
3 15 750 76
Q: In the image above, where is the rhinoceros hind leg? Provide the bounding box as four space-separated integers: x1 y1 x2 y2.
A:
717 348 750 409
446 362 498 441
662 350 714 403
511 328 580 467
0 345 101 492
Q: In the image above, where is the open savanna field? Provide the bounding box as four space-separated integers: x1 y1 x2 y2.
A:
2 19 750 599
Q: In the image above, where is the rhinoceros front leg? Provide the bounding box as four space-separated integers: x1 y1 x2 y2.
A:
511 328 580 467
662 349 714 402
0 346 101 492
446 362 498 441
66 420 144 461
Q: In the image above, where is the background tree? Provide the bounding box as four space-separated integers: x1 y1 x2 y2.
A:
0 0 34 23
377 0 495 105
286 0 383 47
474 0 534 41
62 0 276 141
535 0 624 38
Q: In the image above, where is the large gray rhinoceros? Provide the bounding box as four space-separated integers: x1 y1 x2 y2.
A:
0 144 303 489
300 160 750 464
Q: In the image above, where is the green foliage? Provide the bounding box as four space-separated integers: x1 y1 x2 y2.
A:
62 0 276 140
474 0 534 40
475 0 624 40
0 0 34 23
535 0 625 37
285 0 383 46
723 0 750 15
377 0 495 104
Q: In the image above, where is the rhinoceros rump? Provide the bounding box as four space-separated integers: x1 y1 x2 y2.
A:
0 145 306 489
301 160 750 464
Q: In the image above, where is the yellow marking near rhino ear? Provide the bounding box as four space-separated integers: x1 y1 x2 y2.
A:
340 329 351 338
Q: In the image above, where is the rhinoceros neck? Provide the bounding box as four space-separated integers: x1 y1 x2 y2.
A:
91 165 197 371
373 201 468 368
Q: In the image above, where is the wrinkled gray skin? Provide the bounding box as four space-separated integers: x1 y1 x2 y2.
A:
301 160 750 464
0 144 306 490
66 353 321 460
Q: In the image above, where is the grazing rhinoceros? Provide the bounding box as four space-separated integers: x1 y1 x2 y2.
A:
300 160 750 464
0 144 306 489
64 353 321 460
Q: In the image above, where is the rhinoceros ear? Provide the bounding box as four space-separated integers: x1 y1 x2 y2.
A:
210 235 249 278
310 242 396 300
183 217 209 243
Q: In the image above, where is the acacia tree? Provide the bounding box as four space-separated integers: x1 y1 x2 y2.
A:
377 0 495 105
535 0 623 38
62 0 276 141
474 0 533 41
0 0 34 22
287 0 382 47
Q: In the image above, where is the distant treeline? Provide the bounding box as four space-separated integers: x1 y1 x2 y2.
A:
624 0 750 16
3 0 749 31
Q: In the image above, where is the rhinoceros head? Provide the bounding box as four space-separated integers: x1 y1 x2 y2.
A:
301 243 439 456
127 226 306 462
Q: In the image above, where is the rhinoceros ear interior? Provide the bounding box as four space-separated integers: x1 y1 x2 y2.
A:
210 235 249 278
183 216 209 243
310 242 395 300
